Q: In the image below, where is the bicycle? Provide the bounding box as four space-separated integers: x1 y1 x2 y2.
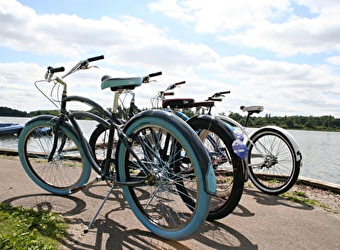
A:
154 82 302 195
17 56 217 240
203 91 303 195
90 81 245 221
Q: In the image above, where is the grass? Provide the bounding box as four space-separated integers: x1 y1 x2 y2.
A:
0 203 68 250
0 155 18 160
280 191 340 214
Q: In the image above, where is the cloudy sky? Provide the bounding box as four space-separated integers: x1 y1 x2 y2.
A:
1 0 340 117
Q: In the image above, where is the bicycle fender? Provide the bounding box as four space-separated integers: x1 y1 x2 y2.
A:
23 114 97 169
187 114 235 137
24 115 57 125
123 110 217 195
252 126 302 163
24 115 74 131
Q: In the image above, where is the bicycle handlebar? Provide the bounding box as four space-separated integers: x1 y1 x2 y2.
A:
175 81 185 86
47 66 65 73
87 55 104 62
165 81 186 91
208 97 222 101
45 55 105 81
149 71 162 78
213 91 230 97
142 71 162 83
205 91 231 102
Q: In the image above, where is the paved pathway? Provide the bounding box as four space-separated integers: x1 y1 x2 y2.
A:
1 158 340 250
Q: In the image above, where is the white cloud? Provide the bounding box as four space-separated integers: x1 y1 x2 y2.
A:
327 56 340 65
0 0 218 72
150 0 292 32
150 0 340 56
296 0 340 12
221 6 340 56
149 0 195 22
0 1 168 58
199 55 340 116
1 0 340 118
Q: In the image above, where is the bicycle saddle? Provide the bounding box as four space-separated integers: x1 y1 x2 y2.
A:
240 105 264 114
162 98 195 109
101 75 142 91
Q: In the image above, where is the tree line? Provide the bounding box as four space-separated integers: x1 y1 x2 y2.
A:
1 106 340 132
227 112 340 131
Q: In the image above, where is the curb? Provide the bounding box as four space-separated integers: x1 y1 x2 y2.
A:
298 176 340 194
1 148 339 194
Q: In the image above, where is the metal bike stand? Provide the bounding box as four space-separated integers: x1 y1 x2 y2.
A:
84 184 116 233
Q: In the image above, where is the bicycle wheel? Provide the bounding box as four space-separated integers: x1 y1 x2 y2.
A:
187 115 244 220
89 124 110 164
89 119 125 164
247 127 301 195
18 115 91 195
116 110 215 240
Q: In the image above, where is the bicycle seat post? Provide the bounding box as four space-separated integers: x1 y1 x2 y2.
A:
112 90 122 114
244 113 251 127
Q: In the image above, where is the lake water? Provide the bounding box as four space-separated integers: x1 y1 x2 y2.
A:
1 116 339 185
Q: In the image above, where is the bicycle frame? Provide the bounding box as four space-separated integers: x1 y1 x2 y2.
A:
215 115 302 166
40 69 165 191
202 91 303 164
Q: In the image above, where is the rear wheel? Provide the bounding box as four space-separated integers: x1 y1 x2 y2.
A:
89 125 117 186
247 128 300 195
187 116 244 220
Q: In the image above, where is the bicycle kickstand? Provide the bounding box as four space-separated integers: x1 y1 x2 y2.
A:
84 184 116 233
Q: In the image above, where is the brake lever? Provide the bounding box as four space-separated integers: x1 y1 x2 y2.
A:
79 60 90 69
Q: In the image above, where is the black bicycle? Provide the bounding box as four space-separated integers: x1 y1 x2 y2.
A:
90 80 245 221
18 56 216 240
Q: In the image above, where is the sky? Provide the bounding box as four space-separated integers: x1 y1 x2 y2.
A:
1 0 340 117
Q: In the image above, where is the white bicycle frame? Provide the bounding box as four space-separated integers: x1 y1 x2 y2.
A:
216 114 302 167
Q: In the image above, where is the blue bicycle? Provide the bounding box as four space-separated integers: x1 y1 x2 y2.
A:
17 56 216 240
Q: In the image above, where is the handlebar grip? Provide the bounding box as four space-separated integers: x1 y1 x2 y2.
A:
87 55 105 62
208 97 222 101
149 71 162 78
164 92 174 96
48 66 65 73
220 91 230 95
175 81 186 86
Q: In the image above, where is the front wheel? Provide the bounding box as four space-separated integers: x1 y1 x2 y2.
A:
247 127 301 195
116 110 214 240
18 116 91 195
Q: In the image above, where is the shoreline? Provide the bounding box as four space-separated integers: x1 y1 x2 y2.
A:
1 147 340 194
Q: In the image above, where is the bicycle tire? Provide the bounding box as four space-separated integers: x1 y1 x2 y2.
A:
187 115 244 220
89 124 114 165
247 127 301 195
89 124 119 186
116 110 214 240
18 115 91 195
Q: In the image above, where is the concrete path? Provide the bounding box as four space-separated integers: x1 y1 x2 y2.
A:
1 157 339 250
